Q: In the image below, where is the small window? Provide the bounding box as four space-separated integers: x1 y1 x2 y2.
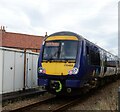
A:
86 46 89 55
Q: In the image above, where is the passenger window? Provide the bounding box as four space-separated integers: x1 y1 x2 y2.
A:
86 45 100 66
89 49 100 66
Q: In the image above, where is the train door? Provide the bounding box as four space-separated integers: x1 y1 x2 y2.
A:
104 54 107 74
86 43 101 77
85 43 92 77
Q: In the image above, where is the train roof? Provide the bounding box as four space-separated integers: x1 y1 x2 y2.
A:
48 31 84 40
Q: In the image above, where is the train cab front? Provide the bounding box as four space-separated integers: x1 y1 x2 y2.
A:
38 32 82 95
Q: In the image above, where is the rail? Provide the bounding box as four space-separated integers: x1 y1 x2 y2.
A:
51 97 81 112
9 88 94 112
9 96 56 112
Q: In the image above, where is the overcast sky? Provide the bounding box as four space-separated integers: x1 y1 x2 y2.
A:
0 0 119 55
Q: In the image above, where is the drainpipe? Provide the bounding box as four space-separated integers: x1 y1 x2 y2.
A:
23 49 26 91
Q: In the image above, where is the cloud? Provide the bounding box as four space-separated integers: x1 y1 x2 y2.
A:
0 0 119 55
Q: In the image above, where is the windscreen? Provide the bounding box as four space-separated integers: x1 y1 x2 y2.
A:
43 40 78 60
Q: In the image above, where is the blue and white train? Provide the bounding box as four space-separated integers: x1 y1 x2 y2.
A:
37 31 120 95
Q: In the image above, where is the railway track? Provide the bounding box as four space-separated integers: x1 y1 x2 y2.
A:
7 80 119 112
51 97 82 112
9 96 57 112
9 96 75 112
4 80 119 112
51 91 95 112
9 90 94 112
6 80 119 112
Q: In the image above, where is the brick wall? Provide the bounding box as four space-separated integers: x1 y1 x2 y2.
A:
0 27 44 52
0 29 2 46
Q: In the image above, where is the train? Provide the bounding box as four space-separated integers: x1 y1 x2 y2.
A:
37 31 120 95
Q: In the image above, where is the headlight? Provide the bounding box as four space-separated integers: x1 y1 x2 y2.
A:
38 67 46 74
68 67 79 75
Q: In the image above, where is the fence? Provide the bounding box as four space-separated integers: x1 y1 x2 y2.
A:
0 47 39 94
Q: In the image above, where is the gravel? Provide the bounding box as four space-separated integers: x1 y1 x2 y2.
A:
68 79 120 111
